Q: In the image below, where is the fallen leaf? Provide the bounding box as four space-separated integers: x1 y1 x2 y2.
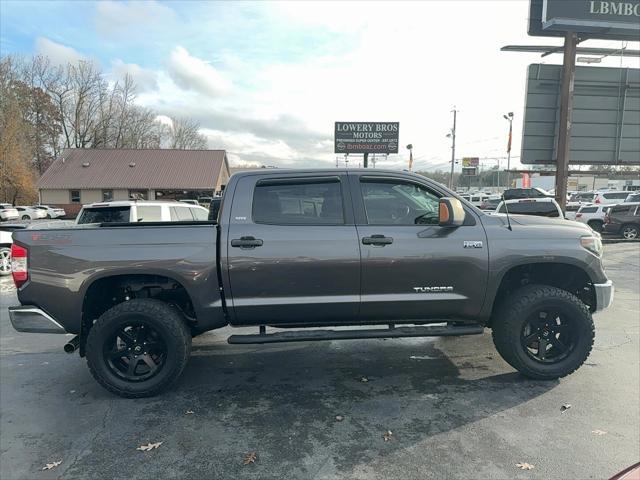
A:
382 430 393 442
41 362 49 365
243 451 258 465
335 415 344 422
516 462 535 470
42 460 62 471
69 390 76 394
561 404 572 413
185 410 194 415
360 376 369 383
137 442 162 451
591 429 607 436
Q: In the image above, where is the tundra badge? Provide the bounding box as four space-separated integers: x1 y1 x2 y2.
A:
463 241 483 248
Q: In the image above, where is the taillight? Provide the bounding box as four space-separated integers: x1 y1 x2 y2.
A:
595 197 601 204
576 213 582 218
10 244 28 288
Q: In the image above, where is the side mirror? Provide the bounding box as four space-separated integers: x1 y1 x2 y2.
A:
439 197 465 227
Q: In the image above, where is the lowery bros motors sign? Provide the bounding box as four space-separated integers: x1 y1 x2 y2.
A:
334 122 399 154
530 0 640 39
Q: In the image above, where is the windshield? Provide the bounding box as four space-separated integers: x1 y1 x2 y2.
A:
77 207 130 224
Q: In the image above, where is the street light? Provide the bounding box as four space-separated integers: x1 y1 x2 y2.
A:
503 112 514 188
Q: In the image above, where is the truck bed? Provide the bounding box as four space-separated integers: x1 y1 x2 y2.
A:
12 222 225 334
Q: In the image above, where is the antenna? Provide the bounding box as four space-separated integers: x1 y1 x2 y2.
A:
502 193 513 231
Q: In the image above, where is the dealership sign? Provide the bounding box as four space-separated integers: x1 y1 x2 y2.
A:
529 0 640 40
334 122 399 154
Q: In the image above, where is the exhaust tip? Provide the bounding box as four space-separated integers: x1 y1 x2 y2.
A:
64 336 79 354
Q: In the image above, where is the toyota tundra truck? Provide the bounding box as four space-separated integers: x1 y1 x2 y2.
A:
7 169 614 397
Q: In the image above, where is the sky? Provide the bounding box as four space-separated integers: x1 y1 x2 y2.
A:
1 0 638 171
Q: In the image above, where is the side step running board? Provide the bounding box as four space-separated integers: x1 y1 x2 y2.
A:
227 324 484 345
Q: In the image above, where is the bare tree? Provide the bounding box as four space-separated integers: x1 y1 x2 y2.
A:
165 117 208 149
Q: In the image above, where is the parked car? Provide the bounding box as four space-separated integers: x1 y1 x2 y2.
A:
569 191 596 203
8 169 612 398
14 206 47 220
0 203 19 222
603 203 640 239
593 190 630 205
197 196 213 208
479 196 501 210
502 187 551 201
76 201 209 224
564 201 587 221
178 199 199 206
468 193 491 207
624 192 640 203
575 204 609 232
33 205 66 219
495 197 563 218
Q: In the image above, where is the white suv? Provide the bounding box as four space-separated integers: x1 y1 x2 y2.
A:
575 204 609 232
593 191 630 205
76 201 209 224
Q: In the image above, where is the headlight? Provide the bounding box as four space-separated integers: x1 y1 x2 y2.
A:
581 234 603 257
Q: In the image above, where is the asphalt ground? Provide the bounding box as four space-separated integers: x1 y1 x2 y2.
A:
0 243 638 480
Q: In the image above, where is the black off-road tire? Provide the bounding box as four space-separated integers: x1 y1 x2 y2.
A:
86 299 191 398
492 284 594 380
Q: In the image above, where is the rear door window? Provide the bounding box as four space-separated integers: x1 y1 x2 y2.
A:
253 179 344 225
135 206 163 222
580 206 597 213
77 207 131 224
190 207 208 220
603 192 629 200
170 207 194 221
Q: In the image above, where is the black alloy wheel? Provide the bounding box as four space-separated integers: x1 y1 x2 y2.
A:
105 321 167 382
520 309 575 363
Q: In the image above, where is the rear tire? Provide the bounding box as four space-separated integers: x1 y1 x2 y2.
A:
622 224 639 240
492 284 594 380
587 220 603 233
86 299 191 398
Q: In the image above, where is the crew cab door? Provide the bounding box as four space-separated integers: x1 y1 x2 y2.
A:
351 173 488 321
224 173 360 325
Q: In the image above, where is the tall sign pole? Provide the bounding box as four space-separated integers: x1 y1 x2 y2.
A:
554 32 578 212
448 108 458 189
363 152 369 168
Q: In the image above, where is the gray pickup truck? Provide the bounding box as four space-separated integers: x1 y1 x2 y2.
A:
8 169 613 397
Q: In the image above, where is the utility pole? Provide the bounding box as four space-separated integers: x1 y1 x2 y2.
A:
448 107 458 189
503 112 514 188
555 32 578 212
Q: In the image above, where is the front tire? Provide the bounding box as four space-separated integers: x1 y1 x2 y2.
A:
86 299 192 398
492 284 594 380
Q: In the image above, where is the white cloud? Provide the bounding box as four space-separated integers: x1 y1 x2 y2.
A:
35 37 85 66
111 59 158 92
95 1 176 40
167 46 231 98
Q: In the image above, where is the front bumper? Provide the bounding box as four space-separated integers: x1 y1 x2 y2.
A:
8 306 66 333
593 280 614 312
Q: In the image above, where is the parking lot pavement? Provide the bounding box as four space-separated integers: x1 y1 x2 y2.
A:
0 244 638 480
